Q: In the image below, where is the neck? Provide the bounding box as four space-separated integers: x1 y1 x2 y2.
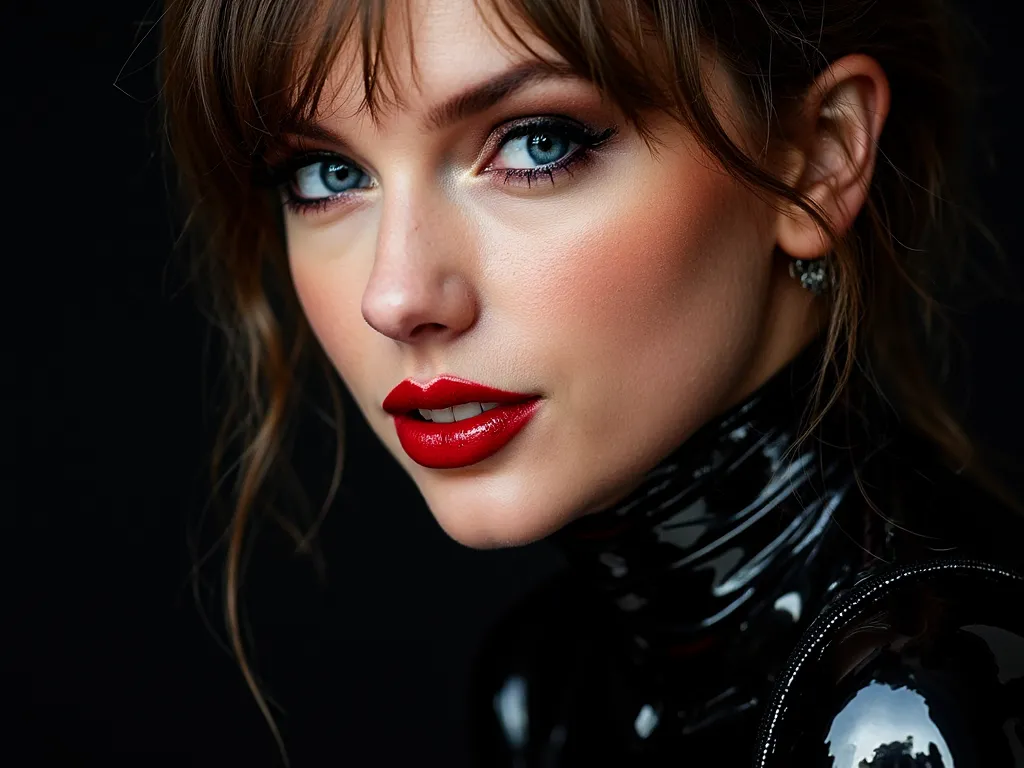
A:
552 345 876 699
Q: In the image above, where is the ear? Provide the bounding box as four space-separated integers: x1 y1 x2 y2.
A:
775 54 891 260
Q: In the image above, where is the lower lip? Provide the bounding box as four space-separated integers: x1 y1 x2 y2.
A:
391 399 542 469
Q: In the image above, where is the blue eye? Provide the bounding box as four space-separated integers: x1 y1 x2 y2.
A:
486 119 617 187
291 158 372 200
496 131 575 168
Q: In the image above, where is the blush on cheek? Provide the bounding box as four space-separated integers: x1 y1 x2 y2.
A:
495 135 774 464
536 150 762 345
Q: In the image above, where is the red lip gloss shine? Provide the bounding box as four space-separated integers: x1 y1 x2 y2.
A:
382 376 542 469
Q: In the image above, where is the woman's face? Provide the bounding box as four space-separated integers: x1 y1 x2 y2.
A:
282 0 817 547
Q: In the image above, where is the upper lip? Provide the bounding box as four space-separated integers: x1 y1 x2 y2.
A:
382 375 538 414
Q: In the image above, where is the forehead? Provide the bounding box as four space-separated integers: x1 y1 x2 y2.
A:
313 0 564 126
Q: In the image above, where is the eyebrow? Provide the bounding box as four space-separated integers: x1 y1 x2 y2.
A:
285 60 583 144
421 60 580 131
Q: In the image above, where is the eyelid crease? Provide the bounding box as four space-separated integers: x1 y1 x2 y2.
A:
481 117 617 172
264 150 355 188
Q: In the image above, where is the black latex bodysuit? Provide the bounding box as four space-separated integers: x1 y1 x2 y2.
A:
468 347 1024 767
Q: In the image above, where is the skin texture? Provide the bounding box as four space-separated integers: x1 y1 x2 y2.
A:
281 0 890 548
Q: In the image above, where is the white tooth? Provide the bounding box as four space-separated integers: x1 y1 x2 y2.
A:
481 402 499 412
430 406 455 423
452 402 483 421
418 408 433 421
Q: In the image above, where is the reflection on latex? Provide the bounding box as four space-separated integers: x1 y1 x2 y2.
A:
494 674 529 748
825 681 954 768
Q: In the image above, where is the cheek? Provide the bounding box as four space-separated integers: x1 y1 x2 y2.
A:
484 148 773 416
284 215 377 386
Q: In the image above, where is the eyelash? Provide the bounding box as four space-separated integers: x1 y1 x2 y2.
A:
488 119 617 188
267 117 618 215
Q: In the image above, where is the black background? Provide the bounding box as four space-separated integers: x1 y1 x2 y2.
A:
14 1 1024 766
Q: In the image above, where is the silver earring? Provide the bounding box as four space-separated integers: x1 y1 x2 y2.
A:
788 257 830 296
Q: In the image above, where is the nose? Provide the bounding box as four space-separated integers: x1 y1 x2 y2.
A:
361 186 478 345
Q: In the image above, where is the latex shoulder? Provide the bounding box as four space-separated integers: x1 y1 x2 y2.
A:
468 559 1024 767
466 404 1024 766
748 431 1024 767
753 558 1024 767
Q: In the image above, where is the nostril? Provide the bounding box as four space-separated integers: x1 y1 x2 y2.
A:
408 322 448 339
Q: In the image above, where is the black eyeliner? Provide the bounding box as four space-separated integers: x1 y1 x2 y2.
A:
270 115 619 214
264 150 353 188
489 117 618 188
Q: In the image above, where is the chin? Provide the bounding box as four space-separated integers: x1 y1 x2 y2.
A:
417 480 580 550
405 440 656 550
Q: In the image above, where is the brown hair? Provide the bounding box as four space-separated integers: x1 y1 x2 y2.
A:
159 0 1000 757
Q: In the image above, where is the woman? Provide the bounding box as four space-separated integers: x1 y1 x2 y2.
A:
160 0 1024 765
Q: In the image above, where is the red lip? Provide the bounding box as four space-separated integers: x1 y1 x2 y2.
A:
383 376 536 412
382 375 542 469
